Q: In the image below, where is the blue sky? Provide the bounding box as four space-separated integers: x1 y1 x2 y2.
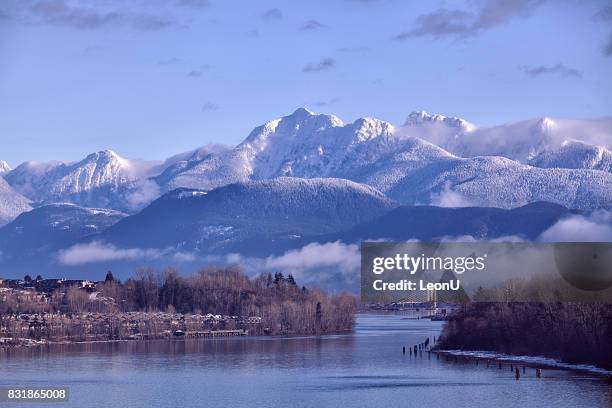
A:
1 0 611 165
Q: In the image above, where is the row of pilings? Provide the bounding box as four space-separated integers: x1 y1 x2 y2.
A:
402 336 543 380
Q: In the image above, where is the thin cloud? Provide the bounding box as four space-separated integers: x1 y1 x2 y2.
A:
174 0 211 8
518 64 582 79
593 6 612 57
592 5 612 22
57 241 197 265
58 241 158 265
186 65 211 78
429 182 477 208
246 28 259 38
201 102 219 112
313 97 340 107
300 20 327 31
27 0 176 31
157 57 180 65
83 44 103 53
303 57 336 73
539 212 612 242
604 33 612 57
396 0 544 40
345 0 385 3
262 8 282 21
337 46 369 53
264 241 360 277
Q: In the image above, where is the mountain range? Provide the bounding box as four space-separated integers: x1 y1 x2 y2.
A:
2 108 611 222
1 108 611 287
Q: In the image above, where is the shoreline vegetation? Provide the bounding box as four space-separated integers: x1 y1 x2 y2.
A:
437 301 612 371
0 268 355 347
434 273 612 372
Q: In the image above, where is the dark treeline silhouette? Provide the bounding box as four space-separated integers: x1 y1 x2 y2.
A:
438 272 612 369
438 279 612 369
1 267 355 337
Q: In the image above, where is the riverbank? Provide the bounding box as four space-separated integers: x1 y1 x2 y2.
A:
0 309 358 349
434 349 612 378
437 302 612 371
2 314 610 408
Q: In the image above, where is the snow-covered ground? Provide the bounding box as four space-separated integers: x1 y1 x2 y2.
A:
436 349 612 377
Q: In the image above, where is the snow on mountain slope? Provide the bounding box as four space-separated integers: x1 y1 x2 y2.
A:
402 112 612 170
404 110 476 132
4 109 611 215
155 108 452 191
0 160 10 174
528 141 612 172
151 144 230 178
156 108 348 190
3 161 62 197
0 203 126 255
386 155 612 210
5 150 158 212
103 177 397 251
156 108 612 210
0 177 32 226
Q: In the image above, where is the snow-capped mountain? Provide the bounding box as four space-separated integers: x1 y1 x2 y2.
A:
0 160 10 174
528 140 612 172
0 203 126 256
404 110 476 132
155 108 612 210
5 150 157 212
102 177 397 251
402 111 612 171
0 177 32 226
2 161 62 197
1 108 611 224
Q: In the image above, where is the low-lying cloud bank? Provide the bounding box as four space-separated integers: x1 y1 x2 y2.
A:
429 182 477 208
57 241 196 266
539 211 612 242
264 241 360 276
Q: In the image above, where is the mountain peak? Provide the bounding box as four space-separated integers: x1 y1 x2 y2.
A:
88 149 121 160
82 150 130 169
535 117 556 133
0 160 10 174
290 107 314 116
404 110 474 131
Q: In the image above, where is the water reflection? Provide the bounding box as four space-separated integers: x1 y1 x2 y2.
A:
0 314 610 408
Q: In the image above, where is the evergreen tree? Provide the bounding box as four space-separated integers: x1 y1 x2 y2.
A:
273 272 285 285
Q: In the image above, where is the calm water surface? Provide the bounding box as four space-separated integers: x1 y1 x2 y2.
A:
0 314 610 408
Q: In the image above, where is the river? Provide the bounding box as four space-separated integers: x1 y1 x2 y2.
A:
0 314 610 407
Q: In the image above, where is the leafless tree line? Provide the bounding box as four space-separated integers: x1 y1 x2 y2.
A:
0 267 356 340
437 274 612 369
